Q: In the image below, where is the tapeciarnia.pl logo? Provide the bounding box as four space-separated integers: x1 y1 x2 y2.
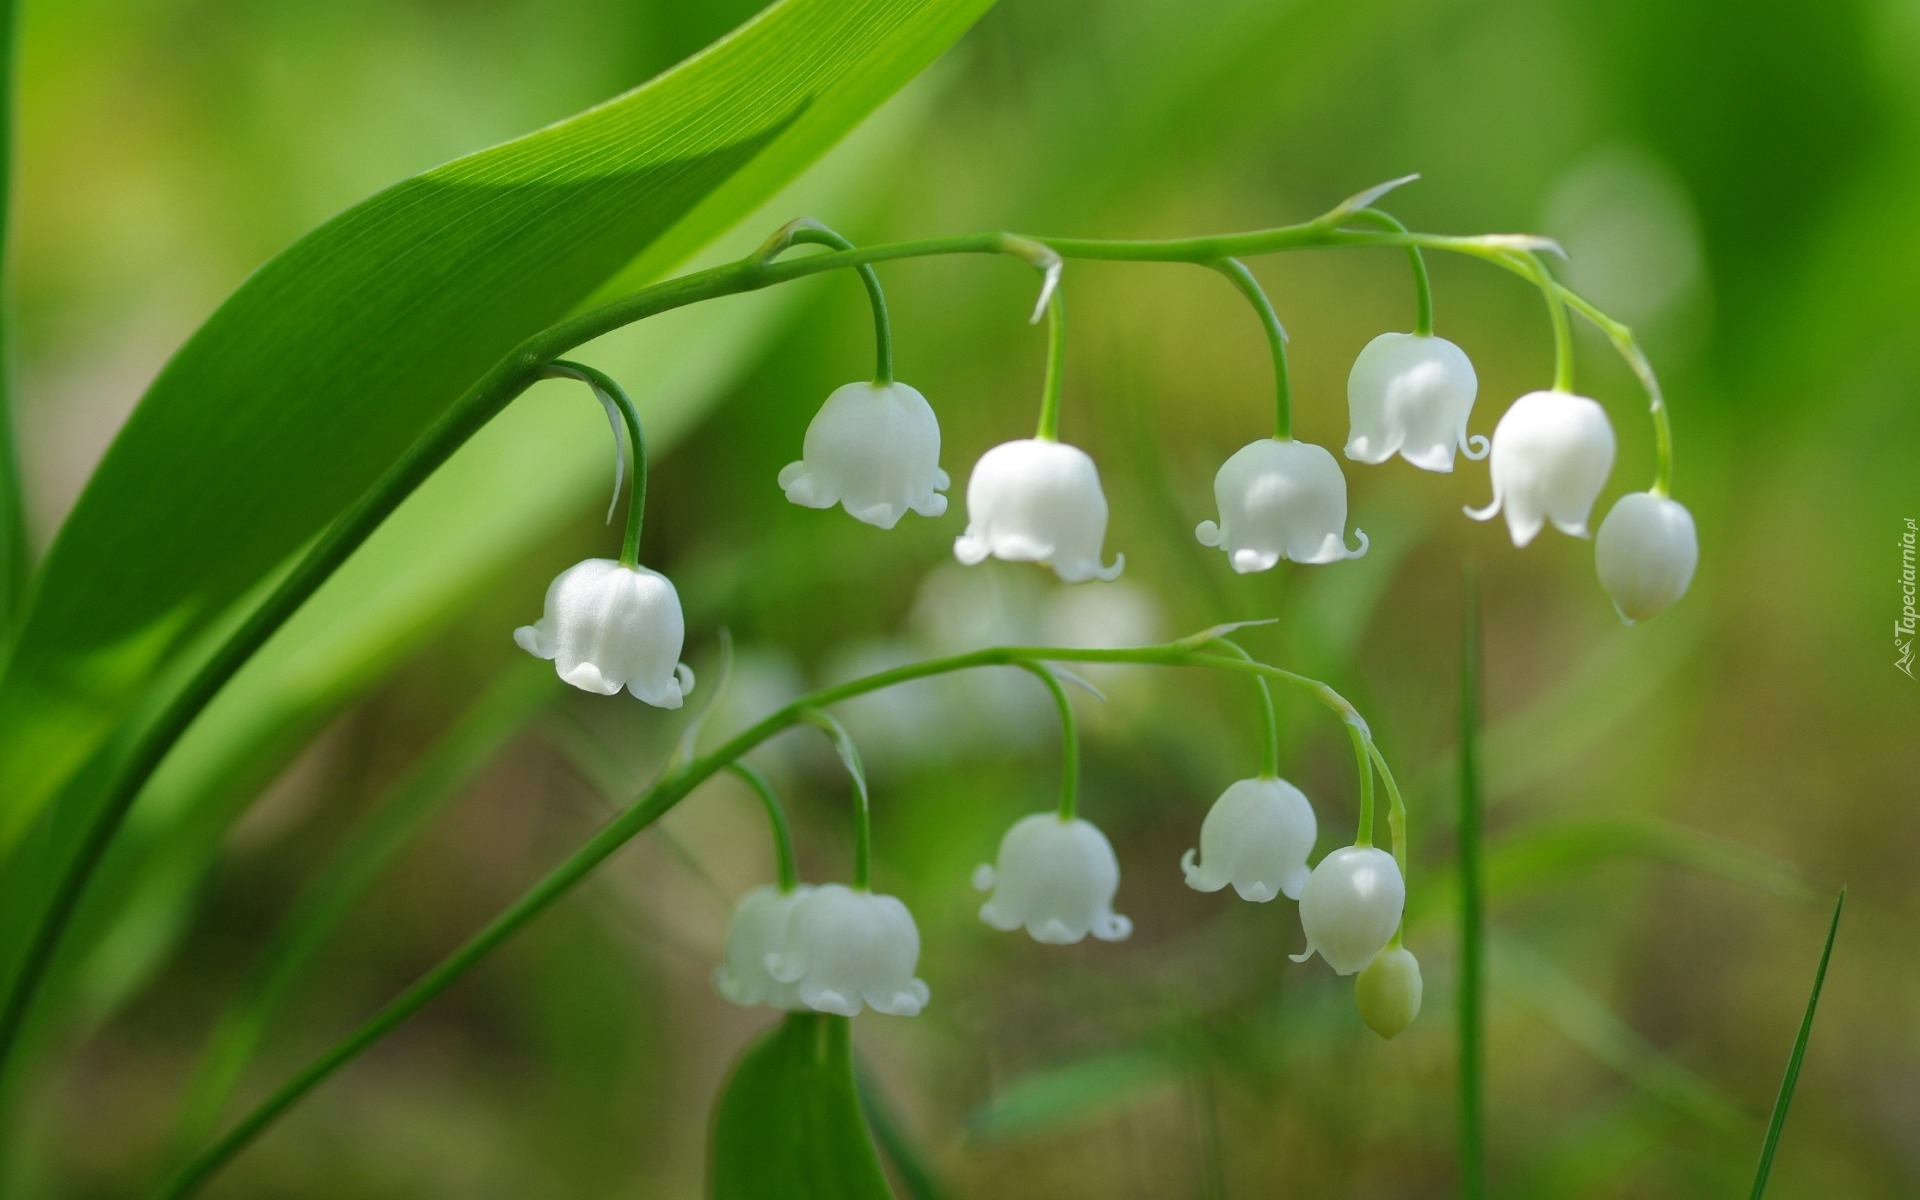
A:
1899 517 1917 679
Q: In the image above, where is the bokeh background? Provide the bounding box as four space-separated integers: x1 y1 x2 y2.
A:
9 0 1917 1195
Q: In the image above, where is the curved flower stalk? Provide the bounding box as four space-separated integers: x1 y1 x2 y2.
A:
779 381 949 528
1595 491 1698 623
512 363 695 707
514 559 695 706
974 662 1131 943
954 438 1123 582
1345 332 1485 472
765 883 930 1017
1181 776 1317 902
714 884 813 1009
1195 438 1368 570
1466 389 1616 546
1291 844 1406 975
974 813 1133 943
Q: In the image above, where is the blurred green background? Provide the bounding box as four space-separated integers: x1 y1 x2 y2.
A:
9 0 1917 1195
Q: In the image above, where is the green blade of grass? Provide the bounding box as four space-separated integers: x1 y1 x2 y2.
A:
1748 887 1844 1199
1459 567 1487 1198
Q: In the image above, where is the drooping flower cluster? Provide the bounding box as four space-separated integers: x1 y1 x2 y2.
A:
716 883 930 1019
503 197 1695 1052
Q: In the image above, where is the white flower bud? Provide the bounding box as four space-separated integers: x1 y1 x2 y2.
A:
1290 845 1404 975
765 883 930 1017
1194 438 1367 572
954 439 1123 583
514 558 695 707
1466 390 1616 547
1345 332 1483 473
1595 491 1697 624
974 813 1132 944
1180 777 1317 902
778 381 949 529
1355 945 1423 1039
713 884 812 1010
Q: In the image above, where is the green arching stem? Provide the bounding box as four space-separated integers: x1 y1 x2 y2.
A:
1019 662 1080 820
1210 638 1280 778
1211 259 1291 440
1548 278 1674 495
1349 723 1377 849
1034 283 1067 440
760 218 894 385
1347 208 1434 337
153 637 1398 1200
1368 740 1410 950
542 361 646 567
1 196 1653 1085
1521 251 1576 393
799 709 871 890
725 762 798 893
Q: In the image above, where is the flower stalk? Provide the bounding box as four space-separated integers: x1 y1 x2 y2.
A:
540 360 647 566
1211 258 1291 440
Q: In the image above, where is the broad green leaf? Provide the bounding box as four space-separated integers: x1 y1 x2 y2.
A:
711 1014 892 1200
52 72 943 1042
0 0 991 1036
1407 813 1816 927
0 0 20 642
967 1045 1179 1142
1492 933 1744 1136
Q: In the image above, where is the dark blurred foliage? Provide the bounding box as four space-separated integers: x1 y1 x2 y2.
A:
10 0 1916 1196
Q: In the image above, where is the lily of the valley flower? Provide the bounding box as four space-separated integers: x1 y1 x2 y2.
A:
974 813 1133 943
1290 845 1405 975
713 884 812 1010
1181 777 1317 902
1466 390 1616 546
514 558 695 707
1345 332 1484 472
954 439 1123 583
1195 438 1367 571
778 381 949 529
765 883 930 1017
1595 491 1698 623
1355 945 1423 1039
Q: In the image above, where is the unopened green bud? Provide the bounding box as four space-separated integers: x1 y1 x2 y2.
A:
1355 945 1422 1039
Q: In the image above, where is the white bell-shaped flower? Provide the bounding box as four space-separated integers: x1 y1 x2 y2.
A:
1180 777 1317 902
765 883 929 1017
778 381 949 529
514 558 695 707
1595 491 1698 624
954 439 1123 583
1466 390 1616 546
1290 845 1405 975
973 813 1132 944
1195 438 1367 571
1355 945 1423 1039
1345 332 1484 472
713 884 812 1010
